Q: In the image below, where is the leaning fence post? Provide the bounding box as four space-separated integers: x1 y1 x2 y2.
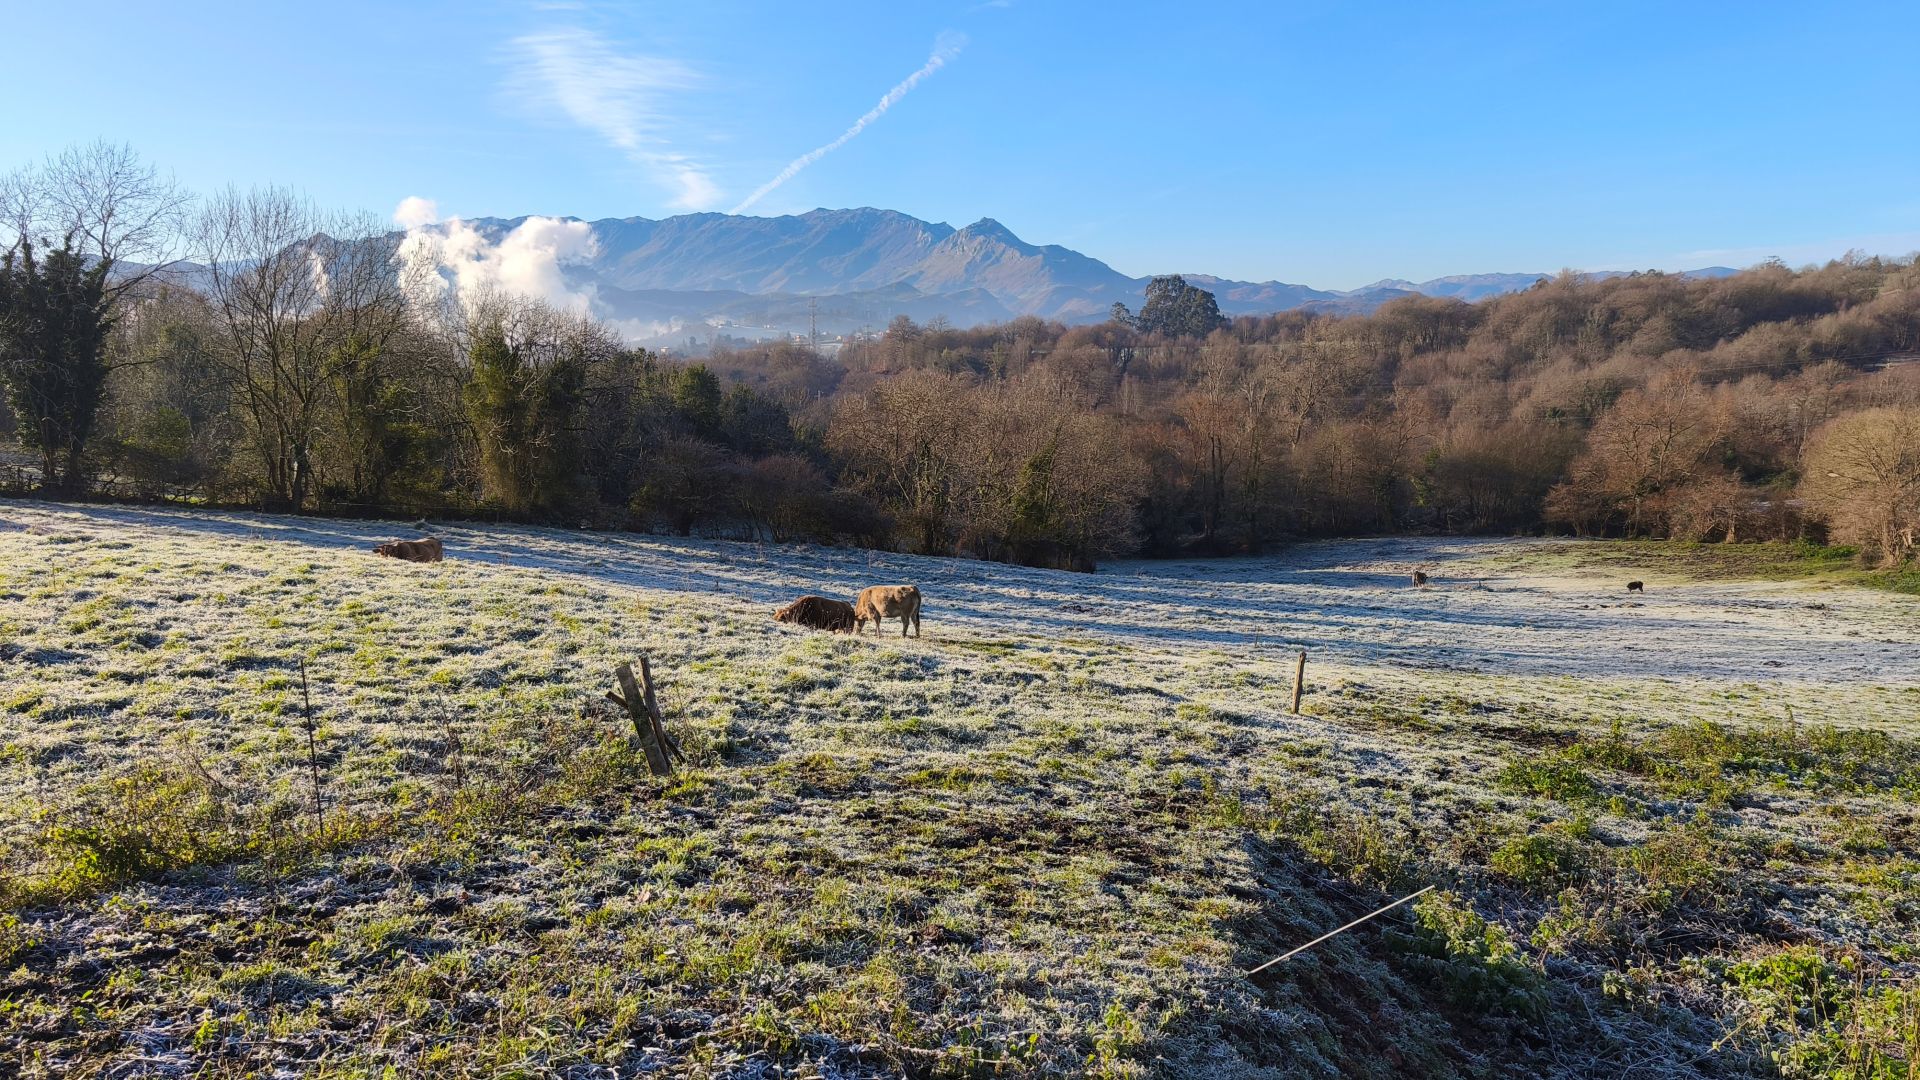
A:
1291 650 1307 715
611 662 672 776
637 656 686 764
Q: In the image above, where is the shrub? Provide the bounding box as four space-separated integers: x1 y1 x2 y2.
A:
1566 720 1654 773
1498 757 1598 803
1490 828 1590 893
1394 891 1546 1022
1630 823 1736 915
0 912 39 967
35 765 253 899
1725 948 1920 1080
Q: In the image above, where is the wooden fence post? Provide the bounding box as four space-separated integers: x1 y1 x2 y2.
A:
612 662 672 775
1292 650 1306 715
637 656 686 764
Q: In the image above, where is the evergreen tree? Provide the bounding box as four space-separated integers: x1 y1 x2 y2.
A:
1136 274 1224 338
670 364 724 438
0 237 114 494
464 323 587 515
1006 436 1062 563
325 333 442 507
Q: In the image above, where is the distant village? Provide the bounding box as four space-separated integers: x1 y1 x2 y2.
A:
656 322 875 359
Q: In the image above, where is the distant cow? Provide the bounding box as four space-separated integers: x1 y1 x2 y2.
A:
373 537 444 563
1410 570 1430 587
774 595 856 633
855 584 922 638
1626 580 1644 592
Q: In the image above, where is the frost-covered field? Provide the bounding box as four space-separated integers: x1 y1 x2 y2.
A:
2 500 1916 1078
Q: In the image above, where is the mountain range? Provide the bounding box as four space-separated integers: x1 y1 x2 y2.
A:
421 208 1739 347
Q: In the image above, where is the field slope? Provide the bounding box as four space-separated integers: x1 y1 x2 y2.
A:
2 501 1917 1078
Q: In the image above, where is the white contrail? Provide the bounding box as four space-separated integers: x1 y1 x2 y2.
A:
731 33 967 214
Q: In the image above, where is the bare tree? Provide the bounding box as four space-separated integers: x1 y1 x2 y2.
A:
98 285 236 496
1546 380 1726 536
196 189 409 509
2 141 192 301
0 167 42 250
827 370 971 554
1801 406 1920 566
1667 470 1754 543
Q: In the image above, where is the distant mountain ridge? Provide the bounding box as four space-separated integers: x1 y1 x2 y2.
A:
426 209 1738 346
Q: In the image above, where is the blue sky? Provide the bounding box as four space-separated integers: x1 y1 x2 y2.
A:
5 1 1918 289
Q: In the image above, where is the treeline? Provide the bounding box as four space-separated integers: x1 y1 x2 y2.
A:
0 149 880 544
50 265 878 541
724 264 1920 567
3 145 1918 568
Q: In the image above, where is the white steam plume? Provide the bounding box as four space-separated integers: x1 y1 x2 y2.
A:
393 195 439 230
731 32 966 214
393 197 599 317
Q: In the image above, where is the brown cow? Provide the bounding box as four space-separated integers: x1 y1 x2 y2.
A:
373 537 444 563
774 595 857 633
855 584 922 638
1410 570 1430 586
1626 580 1644 592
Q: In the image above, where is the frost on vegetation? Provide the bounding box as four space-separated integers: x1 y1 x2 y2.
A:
0 501 1917 1077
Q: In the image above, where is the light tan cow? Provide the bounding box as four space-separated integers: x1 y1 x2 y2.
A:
854 584 922 638
373 537 444 563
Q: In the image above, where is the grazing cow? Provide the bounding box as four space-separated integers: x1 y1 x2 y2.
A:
855 584 922 638
1626 580 1644 592
1410 570 1430 587
373 537 444 563
774 595 857 633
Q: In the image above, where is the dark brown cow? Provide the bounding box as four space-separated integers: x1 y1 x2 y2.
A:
1626 580 1644 592
373 537 444 563
774 595 857 633
855 585 922 637
1410 570 1430 587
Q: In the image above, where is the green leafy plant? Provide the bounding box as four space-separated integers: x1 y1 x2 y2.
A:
1395 891 1546 1022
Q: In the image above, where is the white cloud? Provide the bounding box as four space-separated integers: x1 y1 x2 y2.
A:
505 27 720 210
731 32 967 214
393 196 440 230
397 211 600 316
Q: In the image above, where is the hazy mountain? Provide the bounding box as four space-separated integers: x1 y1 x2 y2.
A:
1181 274 1343 311
1351 267 1739 304
578 208 954 294
412 210 1746 346
902 218 1141 319
1351 273 1554 302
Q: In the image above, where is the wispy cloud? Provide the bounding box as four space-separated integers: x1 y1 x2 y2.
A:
1654 230 1920 270
731 32 967 214
505 27 720 210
